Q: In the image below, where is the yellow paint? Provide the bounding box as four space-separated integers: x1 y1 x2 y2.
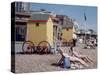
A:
62 28 73 43
26 17 53 47
46 17 53 46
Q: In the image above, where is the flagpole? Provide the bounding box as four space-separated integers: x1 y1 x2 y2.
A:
84 12 87 47
84 20 86 45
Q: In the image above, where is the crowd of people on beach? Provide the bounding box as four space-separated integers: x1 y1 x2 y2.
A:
78 37 97 49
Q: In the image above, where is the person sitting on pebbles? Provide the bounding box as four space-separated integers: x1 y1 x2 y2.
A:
57 47 89 69
57 49 71 69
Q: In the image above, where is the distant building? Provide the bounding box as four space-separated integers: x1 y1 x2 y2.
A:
51 15 76 46
15 2 30 12
76 29 97 40
73 19 79 32
15 12 30 41
56 15 74 46
14 2 31 41
51 15 62 51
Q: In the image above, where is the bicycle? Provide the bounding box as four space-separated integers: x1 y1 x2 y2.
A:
22 41 51 54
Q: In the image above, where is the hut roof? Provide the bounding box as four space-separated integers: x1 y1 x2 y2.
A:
30 13 50 22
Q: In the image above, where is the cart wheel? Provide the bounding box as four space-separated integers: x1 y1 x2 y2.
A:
22 41 34 54
38 41 51 54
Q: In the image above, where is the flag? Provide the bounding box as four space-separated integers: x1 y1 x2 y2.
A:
84 12 87 21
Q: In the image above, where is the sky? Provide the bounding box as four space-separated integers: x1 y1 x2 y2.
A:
30 3 97 32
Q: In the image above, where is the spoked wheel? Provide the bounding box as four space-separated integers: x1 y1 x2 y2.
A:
22 41 34 54
38 41 51 54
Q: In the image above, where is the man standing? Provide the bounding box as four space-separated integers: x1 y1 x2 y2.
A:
72 33 77 47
